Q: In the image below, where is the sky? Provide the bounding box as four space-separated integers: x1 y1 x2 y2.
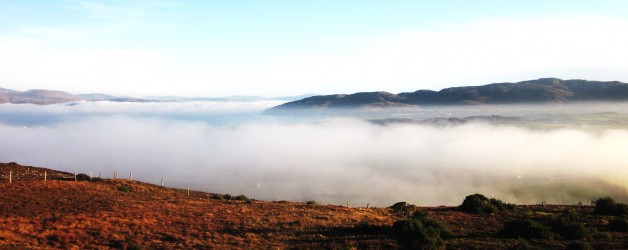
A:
1 0 628 97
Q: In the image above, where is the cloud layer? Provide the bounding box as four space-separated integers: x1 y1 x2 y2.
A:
1 102 627 206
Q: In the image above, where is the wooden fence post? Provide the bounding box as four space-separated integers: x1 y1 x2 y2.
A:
160 178 164 187
9 171 12 183
44 171 47 182
129 172 132 180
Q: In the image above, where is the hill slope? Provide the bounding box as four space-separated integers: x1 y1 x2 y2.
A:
1 162 627 249
265 78 628 114
0 88 83 104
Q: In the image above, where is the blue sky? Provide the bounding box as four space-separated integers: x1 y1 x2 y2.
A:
1 1 628 97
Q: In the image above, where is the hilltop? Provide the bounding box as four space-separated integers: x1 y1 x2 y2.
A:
265 78 628 114
1 162 627 249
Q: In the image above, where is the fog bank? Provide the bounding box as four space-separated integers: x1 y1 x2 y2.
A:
0 102 627 206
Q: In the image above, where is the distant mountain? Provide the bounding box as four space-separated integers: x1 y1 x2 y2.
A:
264 78 628 114
0 89 82 105
0 87 314 105
0 88 153 105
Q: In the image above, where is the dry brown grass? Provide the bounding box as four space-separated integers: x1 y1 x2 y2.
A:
1 162 627 249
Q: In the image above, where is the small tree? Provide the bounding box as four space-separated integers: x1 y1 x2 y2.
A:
392 211 451 249
459 194 498 215
593 197 617 215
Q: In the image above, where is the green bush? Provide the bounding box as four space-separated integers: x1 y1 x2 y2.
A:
501 219 552 239
608 216 628 232
75 173 91 181
459 194 498 215
354 220 388 235
235 194 249 201
593 197 616 215
593 197 628 216
117 184 131 192
564 241 593 250
615 203 628 216
392 211 450 248
550 210 591 240
306 200 317 205
390 201 417 218
509 238 540 250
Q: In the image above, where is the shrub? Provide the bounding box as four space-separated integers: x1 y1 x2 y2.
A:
390 201 417 218
550 210 591 240
593 197 617 215
491 198 517 210
459 194 498 215
615 203 628 216
235 194 249 201
354 220 388 235
509 238 540 250
117 184 131 192
392 211 450 248
306 200 317 205
501 219 552 239
75 173 91 181
608 216 628 232
223 194 232 200
564 241 593 250
593 197 628 216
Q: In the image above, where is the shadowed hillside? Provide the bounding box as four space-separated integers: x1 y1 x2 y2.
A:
265 78 628 114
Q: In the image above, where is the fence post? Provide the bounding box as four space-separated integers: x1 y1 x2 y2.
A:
74 172 77 181
44 171 47 182
9 171 12 183
187 187 190 196
129 172 132 180
160 178 164 187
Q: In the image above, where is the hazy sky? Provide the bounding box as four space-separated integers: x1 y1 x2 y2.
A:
1 0 628 97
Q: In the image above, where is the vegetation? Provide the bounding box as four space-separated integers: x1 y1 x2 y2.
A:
235 194 249 201
2 163 628 249
592 197 628 216
564 241 593 250
392 211 451 249
305 200 317 205
549 210 591 240
390 201 417 218
459 194 498 215
501 218 553 239
608 216 628 232
117 184 131 192
75 173 91 181
354 220 388 235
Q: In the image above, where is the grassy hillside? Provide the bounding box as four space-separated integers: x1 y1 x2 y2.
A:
1 162 626 249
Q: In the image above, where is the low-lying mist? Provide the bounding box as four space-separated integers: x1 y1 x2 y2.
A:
0 101 627 206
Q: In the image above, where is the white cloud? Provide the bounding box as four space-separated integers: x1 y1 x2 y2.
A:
0 102 627 206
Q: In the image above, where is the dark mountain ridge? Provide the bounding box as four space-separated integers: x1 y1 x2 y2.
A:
265 78 628 114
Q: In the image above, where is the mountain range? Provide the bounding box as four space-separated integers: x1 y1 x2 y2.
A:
0 87 314 105
265 78 628 114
